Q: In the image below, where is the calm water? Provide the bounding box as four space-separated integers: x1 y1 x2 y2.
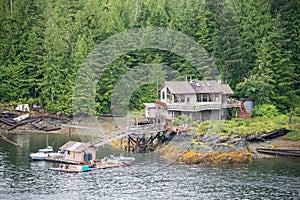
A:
0 133 299 200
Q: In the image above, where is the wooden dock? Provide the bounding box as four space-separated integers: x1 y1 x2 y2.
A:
45 157 81 165
256 148 300 157
48 160 131 173
90 124 190 152
61 123 187 153
49 165 95 173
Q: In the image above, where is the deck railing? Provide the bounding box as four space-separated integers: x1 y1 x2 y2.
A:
166 102 240 111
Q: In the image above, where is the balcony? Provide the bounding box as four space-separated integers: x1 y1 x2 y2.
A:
166 101 240 111
166 102 220 111
222 101 241 108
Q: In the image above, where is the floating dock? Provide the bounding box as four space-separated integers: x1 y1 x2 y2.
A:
49 165 94 173
48 160 131 173
45 157 81 165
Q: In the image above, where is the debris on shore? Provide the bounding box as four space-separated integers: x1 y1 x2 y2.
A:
0 111 70 134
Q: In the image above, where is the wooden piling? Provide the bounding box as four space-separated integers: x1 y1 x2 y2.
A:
127 136 131 152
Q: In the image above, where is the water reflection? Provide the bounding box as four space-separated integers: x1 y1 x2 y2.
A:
0 133 299 200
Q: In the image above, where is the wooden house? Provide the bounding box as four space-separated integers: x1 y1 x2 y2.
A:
146 80 240 122
59 141 96 163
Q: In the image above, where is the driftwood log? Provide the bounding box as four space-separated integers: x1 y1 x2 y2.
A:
0 133 18 145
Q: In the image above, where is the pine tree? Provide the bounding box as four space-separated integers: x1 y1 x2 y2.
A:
213 0 248 88
256 15 295 111
233 0 273 74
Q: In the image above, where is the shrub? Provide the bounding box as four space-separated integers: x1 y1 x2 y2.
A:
172 115 192 126
251 104 279 117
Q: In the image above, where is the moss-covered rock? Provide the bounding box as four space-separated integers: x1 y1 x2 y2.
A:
178 148 253 164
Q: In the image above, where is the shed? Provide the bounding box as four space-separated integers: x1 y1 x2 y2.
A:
59 141 96 163
143 103 156 119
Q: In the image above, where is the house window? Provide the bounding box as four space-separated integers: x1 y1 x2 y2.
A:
209 94 213 102
162 91 165 100
68 151 70 155
180 95 185 103
197 94 201 102
202 94 213 102
203 94 208 102
174 95 179 103
187 97 190 103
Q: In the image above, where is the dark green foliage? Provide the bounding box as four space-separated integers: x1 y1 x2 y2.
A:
0 0 299 115
213 0 248 88
251 104 280 118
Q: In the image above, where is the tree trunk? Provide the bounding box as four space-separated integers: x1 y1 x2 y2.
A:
134 0 141 21
10 0 13 15
288 110 292 125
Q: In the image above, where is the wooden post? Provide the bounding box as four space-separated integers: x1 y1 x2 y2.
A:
68 128 71 141
288 110 293 125
136 137 140 153
127 136 131 152
91 128 94 145
130 136 136 152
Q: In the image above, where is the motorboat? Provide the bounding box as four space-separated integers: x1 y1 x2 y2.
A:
118 155 135 162
101 155 135 165
29 146 63 161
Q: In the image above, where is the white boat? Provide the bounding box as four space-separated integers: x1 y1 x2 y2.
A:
118 155 135 162
29 146 63 161
101 155 135 165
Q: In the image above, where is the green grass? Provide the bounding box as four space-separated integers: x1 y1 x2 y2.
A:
283 122 300 141
283 130 300 141
196 114 298 137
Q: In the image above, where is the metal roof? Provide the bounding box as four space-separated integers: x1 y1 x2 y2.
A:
163 81 195 94
161 80 234 94
59 141 95 152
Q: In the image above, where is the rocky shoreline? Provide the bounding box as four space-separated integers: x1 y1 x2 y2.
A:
156 131 300 164
1 111 299 164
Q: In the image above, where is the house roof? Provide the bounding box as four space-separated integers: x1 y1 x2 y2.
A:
163 81 195 94
161 80 234 94
222 84 234 94
59 141 95 152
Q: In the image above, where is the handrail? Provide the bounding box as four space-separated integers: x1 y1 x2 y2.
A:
92 123 165 147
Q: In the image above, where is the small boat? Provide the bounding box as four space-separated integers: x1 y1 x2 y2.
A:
101 155 135 166
118 155 135 162
29 146 63 161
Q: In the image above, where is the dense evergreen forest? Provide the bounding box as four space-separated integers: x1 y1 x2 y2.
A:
0 0 299 115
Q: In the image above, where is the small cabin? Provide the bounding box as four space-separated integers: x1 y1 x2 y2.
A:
59 141 96 163
143 103 157 123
